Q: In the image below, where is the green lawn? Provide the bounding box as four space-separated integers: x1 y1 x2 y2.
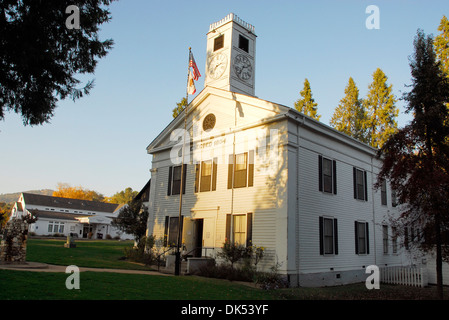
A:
0 269 277 300
1 238 448 300
26 238 150 270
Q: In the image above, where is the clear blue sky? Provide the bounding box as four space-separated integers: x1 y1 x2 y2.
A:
0 0 447 196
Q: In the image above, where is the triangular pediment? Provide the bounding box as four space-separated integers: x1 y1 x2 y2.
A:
147 86 290 154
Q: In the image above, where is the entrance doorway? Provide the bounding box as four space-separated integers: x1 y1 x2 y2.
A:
193 219 203 257
83 225 93 238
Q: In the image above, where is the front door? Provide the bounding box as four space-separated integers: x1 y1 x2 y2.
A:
83 225 93 238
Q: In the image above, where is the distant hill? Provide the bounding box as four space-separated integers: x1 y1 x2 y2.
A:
0 189 54 204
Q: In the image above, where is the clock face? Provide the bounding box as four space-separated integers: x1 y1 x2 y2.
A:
208 53 227 80
233 54 252 81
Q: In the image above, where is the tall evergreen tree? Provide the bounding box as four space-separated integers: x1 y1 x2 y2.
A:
330 77 367 142
434 15 449 78
376 30 449 299
294 78 321 121
0 0 115 126
364 68 399 149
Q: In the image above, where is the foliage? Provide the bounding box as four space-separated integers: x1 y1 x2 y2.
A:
294 78 321 121
111 199 148 242
172 97 187 118
376 29 449 299
123 235 154 265
0 0 115 126
53 183 105 201
0 202 12 228
216 239 249 268
434 15 449 79
104 187 138 204
330 77 368 143
364 68 399 149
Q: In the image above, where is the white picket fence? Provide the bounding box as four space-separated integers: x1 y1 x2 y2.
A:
380 266 428 288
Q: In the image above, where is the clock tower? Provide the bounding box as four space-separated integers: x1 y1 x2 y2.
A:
205 13 256 97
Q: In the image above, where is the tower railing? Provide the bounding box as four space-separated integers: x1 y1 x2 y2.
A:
209 13 255 34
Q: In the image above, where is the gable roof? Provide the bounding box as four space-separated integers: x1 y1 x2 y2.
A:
22 193 120 213
146 86 290 154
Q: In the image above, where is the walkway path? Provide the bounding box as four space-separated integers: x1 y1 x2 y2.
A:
0 261 172 276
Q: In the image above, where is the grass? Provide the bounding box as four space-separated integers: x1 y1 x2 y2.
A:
26 238 151 270
2 238 448 300
0 270 277 300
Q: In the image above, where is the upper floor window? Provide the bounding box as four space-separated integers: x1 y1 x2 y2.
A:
167 164 187 196
318 155 337 194
381 180 387 206
227 151 254 189
214 35 224 51
195 158 218 193
353 167 368 201
238 34 249 52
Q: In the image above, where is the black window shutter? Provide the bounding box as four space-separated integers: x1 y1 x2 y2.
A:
248 150 254 187
333 160 337 195
354 221 359 254
353 167 357 199
334 218 339 255
194 164 200 193
366 222 370 254
164 216 169 246
364 171 368 201
182 164 187 194
318 155 323 192
319 216 324 255
167 166 173 196
212 158 218 191
227 154 234 189
246 213 253 247
225 214 232 242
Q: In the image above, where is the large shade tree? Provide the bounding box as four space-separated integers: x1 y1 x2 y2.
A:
0 0 115 126
376 30 449 299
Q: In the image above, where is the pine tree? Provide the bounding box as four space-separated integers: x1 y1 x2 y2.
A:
294 78 321 121
364 68 399 149
330 77 368 142
377 30 449 299
434 15 449 78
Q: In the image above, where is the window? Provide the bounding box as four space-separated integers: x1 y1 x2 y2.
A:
355 221 369 254
392 227 398 254
391 189 398 207
353 168 368 201
195 158 218 192
227 151 254 189
167 164 187 196
164 216 183 247
238 34 249 52
381 180 387 206
233 215 246 245
383 225 389 254
214 35 224 51
319 217 338 255
318 156 337 194
48 221 64 234
225 213 253 246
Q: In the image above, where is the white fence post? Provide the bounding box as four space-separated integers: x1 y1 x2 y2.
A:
380 265 428 288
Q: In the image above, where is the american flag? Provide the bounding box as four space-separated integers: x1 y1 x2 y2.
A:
189 51 201 81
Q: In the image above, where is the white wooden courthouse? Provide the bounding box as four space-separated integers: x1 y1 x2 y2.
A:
145 13 414 287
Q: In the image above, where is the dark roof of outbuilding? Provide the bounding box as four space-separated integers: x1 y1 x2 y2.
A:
30 209 88 221
22 193 119 213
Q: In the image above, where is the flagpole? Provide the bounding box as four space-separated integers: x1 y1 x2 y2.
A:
175 47 191 276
